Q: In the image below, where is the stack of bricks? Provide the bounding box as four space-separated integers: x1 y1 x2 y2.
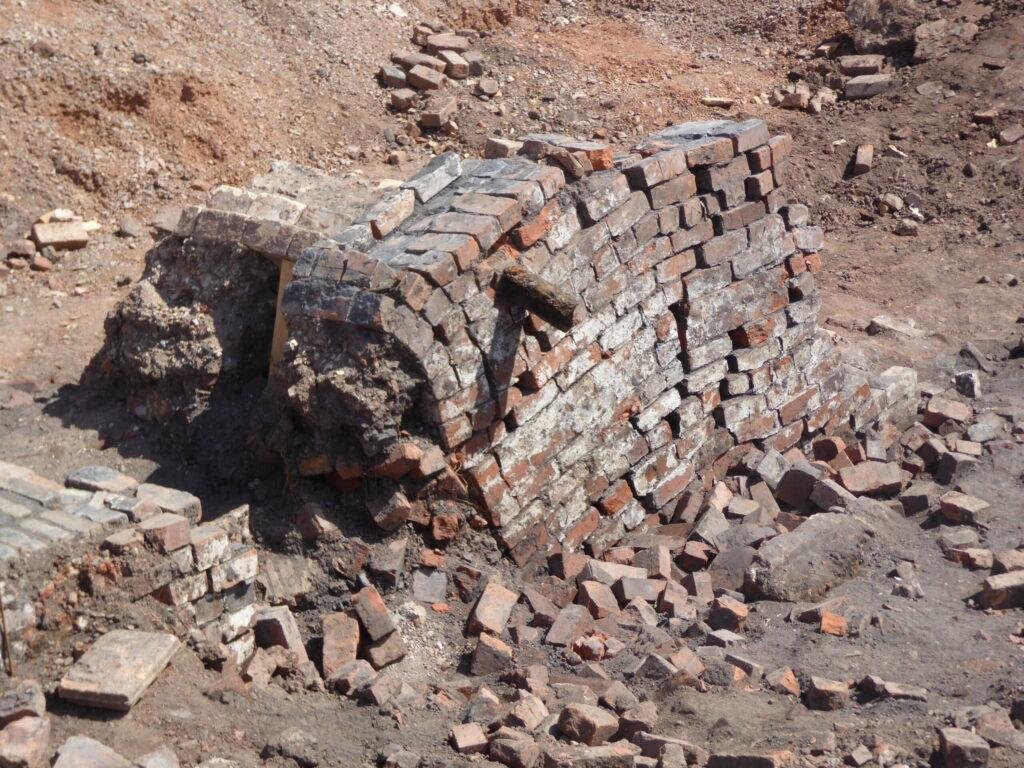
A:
380 21 487 132
269 119 916 563
102 488 259 665
0 459 258 665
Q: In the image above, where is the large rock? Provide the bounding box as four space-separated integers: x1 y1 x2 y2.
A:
846 0 925 53
0 715 50 768
913 20 979 62
746 513 871 601
52 736 131 768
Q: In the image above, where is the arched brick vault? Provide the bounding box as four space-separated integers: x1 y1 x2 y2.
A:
268 120 904 563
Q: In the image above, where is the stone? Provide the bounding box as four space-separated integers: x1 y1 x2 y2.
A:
846 0 923 53
844 73 893 99
0 681 45 727
52 736 130 768
30 221 88 250
412 568 448 604
938 727 989 768
914 20 979 63
58 630 180 711
0 715 50 768
558 703 620 746
134 745 180 768
747 514 870 601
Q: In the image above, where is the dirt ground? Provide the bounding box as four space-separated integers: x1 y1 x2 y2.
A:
1 0 1024 765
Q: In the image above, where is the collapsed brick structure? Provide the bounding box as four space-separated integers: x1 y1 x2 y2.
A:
104 119 917 563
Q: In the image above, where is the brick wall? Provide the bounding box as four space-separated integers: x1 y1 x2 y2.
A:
171 120 916 563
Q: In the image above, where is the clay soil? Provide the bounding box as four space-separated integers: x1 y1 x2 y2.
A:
1 0 1023 765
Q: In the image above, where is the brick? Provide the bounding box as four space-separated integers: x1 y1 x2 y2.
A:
65 466 137 494
209 544 258 590
578 580 619 619
558 703 620 746
353 586 397 641
329 659 377 695
322 613 360 679
938 727 989 768
980 571 1024 609
838 461 902 495
365 630 407 669
806 676 848 710
31 221 89 250
939 492 991 525
189 524 229 569
765 667 800 696
546 604 594 646
58 630 180 711
707 596 748 632
408 64 446 90
138 513 190 553
469 582 519 635
136 482 202 522
472 632 514 675
451 723 488 754
0 715 50 768
819 611 847 636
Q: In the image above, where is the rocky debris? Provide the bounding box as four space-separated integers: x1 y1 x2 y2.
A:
846 0 924 54
58 630 181 711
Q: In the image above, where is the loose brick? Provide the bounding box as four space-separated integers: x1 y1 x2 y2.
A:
353 586 397 641
469 581 519 635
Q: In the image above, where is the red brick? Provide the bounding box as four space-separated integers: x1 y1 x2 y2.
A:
469 582 519 635
138 513 190 553
352 586 396 641
471 632 514 675
322 613 360 678
838 461 902 495
557 703 620 746
514 201 560 249
577 580 619 619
